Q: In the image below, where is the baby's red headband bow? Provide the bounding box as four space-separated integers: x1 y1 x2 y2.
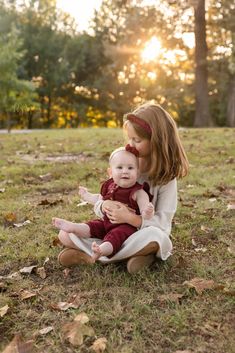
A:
125 144 139 157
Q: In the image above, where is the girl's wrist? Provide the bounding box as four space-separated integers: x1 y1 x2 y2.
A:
127 213 142 228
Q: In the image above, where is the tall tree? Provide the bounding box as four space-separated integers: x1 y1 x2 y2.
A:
0 27 37 131
193 0 213 126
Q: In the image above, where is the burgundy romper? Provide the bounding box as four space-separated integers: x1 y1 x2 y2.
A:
86 178 144 256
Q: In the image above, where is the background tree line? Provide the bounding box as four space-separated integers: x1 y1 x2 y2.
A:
0 0 234 129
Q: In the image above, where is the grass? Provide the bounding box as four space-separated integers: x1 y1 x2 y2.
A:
0 128 234 353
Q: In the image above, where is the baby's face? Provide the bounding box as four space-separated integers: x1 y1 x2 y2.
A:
109 151 138 188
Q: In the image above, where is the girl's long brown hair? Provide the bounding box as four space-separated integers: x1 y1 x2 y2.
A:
124 102 189 186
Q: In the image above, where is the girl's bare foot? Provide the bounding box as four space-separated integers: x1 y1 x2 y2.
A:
91 241 102 262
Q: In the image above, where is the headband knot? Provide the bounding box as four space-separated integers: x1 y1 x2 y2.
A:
125 144 139 157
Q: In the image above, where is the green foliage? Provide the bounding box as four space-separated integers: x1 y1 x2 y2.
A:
0 26 38 129
0 0 234 128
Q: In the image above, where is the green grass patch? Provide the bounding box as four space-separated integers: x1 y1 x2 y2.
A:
0 128 234 352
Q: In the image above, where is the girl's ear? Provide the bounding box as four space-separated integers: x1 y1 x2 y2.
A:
107 167 112 177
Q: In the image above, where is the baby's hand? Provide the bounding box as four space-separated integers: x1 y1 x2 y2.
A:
142 202 154 220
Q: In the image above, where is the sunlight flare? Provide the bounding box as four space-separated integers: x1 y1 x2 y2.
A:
141 36 161 62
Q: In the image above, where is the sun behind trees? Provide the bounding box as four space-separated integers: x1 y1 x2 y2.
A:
0 0 234 129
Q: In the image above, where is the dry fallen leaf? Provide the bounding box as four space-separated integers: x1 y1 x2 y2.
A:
183 277 215 294
2 334 34 353
0 272 22 281
50 300 79 311
74 312 90 324
200 225 213 233
91 337 107 353
62 321 95 346
0 304 9 317
77 201 89 207
19 265 37 274
20 290 37 300
36 267 47 279
13 220 31 228
38 326 54 335
3 212 17 227
158 293 184 304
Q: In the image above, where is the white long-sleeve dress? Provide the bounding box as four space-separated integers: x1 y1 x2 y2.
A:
69 177 177 263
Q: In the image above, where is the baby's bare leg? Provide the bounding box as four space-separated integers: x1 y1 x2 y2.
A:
52 218 91 237
91 241 113 262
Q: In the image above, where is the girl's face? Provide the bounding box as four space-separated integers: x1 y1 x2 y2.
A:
126 123 151 158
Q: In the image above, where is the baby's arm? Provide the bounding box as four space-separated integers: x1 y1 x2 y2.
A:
134 189 154 220
79 186 102 205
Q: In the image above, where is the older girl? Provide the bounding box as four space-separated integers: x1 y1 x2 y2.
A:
57 102 189 274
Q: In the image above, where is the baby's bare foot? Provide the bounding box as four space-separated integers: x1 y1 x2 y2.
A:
52 217 75 233
91 241 102 262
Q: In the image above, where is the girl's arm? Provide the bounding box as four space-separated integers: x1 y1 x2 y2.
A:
99 178 177 235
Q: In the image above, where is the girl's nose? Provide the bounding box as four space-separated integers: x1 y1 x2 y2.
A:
129 140 135 147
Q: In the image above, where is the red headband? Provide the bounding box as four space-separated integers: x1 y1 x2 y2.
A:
125 144 139 157
127 114 152 136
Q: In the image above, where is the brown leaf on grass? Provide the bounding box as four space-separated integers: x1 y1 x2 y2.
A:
158 293 184 304
0 272 22 281
74 312 90 324
51 237 62 247
35 267 47 279
62 321 95 346
91 337 107 353
3 212 17 227
183 277 215 294
50 302 77 311
38 198 63 206
2 334 34 353
0 304 9 317
63 268 71 278
20 290 37 300
200 225 213 233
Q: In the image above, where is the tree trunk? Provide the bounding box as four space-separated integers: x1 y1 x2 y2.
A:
7 112 11 133
226 74 235 127
193 0 213 127
46 95 52 127
27 110 33 129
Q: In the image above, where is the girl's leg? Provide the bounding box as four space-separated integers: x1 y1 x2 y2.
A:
53 218 91 237
133 242 159 256
126 242 159 274
57 230 93 266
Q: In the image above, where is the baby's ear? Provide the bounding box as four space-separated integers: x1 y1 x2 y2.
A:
107 167 112 177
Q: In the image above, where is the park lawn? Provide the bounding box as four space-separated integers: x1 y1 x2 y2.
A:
0 128 234 353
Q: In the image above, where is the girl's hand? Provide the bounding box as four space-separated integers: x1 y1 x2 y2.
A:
105 203 134 224
101 200 122 214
